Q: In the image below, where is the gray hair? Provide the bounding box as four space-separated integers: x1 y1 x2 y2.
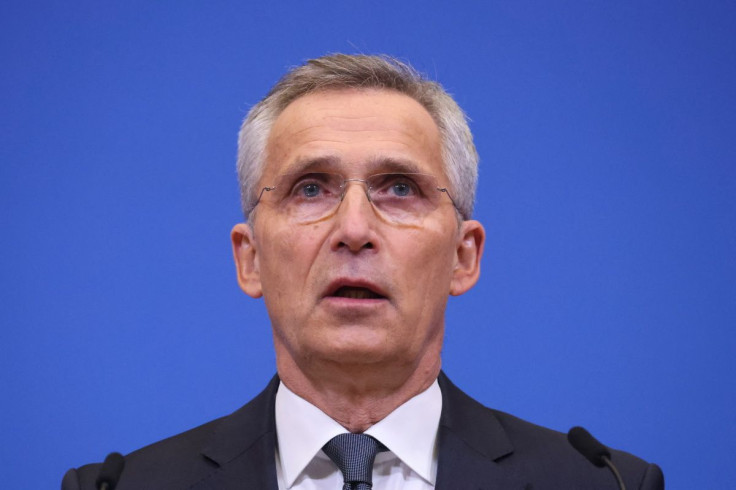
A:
237 54 478 220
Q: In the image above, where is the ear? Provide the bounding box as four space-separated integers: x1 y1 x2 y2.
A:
231 222 263 298
450 219 485 296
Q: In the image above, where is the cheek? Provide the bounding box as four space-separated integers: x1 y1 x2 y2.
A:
258 225 325 296
396 228 457 293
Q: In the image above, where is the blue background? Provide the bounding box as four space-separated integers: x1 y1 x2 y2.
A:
2 2 734 488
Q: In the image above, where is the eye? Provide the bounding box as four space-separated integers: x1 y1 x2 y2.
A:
286 173 337 200
300 182 322 198
391 180 413 197
376 174 420 198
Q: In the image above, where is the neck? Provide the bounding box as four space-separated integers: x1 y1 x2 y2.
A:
276 346 442 433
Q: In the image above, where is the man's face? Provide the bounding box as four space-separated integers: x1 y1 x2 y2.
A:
232 89 484 373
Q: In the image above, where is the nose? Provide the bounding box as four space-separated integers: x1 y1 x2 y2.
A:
330 181 378 253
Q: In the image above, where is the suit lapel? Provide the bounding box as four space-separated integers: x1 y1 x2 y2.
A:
187 373 526 489
192 376 280 490
436 372 527 490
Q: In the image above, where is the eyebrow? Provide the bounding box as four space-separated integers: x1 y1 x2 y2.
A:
284 156 341 175
283 155 424 176
366 156 423 175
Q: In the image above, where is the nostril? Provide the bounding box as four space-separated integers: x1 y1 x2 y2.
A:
337 240 374 250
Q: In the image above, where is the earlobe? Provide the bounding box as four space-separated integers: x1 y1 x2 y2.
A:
450 220 485 296
231 223 263 298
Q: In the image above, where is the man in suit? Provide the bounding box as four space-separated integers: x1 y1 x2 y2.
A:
63 54 663 489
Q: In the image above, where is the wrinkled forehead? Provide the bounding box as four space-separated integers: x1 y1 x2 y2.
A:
276 154 428 178
262 89 444 182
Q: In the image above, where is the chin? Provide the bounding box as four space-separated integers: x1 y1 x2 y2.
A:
314 337 399 365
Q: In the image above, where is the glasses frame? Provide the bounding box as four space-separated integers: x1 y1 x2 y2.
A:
248 172 461 224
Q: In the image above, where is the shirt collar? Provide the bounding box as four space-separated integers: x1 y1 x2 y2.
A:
365 379 441 484
275 379 442 487
275 382 346 488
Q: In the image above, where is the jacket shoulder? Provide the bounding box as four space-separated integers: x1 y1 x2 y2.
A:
493 409 663 488
62 376 279 490
437 372 663 489
63 414 227 490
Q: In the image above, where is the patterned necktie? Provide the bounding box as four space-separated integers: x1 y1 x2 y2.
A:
322 433 386 490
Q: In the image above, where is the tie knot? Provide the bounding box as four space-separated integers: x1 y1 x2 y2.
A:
323 433 386 489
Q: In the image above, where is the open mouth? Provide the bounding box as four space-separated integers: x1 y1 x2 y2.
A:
330 286 385 300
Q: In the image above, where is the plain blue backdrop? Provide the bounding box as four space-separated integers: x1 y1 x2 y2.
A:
2 2 734 488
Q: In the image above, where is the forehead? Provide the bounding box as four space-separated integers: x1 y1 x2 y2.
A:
263 89 444 179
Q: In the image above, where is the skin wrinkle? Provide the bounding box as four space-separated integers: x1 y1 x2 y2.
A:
259 156 444 214
267 155 426 181
231 88 484 432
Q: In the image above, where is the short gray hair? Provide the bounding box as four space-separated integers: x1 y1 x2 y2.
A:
237 54 478 220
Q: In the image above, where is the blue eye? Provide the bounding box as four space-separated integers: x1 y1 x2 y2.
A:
301 183 321 198
368 174 421 200
390 180 413 197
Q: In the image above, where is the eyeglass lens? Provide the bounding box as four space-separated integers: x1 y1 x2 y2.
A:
260 172 450 224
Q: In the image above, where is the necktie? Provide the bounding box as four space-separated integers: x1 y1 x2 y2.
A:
323 433 386 490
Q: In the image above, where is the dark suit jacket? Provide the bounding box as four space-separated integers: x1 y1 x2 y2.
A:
63 373 663 489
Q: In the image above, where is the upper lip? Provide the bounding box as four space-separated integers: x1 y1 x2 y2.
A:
323 278 389 299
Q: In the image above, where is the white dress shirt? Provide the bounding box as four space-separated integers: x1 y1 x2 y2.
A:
274 379 442 489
